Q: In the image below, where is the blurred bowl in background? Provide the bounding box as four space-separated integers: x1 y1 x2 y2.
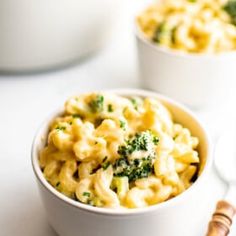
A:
135 27 236 108
0 0 123 72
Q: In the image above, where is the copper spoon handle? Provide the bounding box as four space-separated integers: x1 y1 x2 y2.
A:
206 200 236 236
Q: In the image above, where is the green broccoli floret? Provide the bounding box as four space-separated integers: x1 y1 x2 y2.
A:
113 131 159 182
107 104 113 112
113 156 154 182
111 176 129 199
55 126 66 131
117 131 159 157
82 192 91 197
152 22 174 45
119 120 126 130
130 98 138 110
153 23 166 43
224 0 236 25
88 95 104 113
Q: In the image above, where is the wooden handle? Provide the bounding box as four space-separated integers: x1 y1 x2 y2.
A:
206 200 236 236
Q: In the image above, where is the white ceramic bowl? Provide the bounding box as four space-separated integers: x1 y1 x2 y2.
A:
31 89 212 236
135 26 236 108
0 0 122 72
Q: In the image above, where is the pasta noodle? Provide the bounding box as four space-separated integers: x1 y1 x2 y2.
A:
39 93 200 209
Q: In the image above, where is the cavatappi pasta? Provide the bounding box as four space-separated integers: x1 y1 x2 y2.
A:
39 93 200 209
137 0 236 53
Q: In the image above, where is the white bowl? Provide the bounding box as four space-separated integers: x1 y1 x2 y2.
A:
0 0 122 72
135 26 236 108
31 89 212 236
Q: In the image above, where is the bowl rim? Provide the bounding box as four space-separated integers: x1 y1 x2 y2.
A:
134 14 236 59
31 88 212 216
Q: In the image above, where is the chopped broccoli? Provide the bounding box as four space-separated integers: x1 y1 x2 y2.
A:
101 161 111 170
153 136 159 145
55 126 66 131
72 114 81 118
130 98 138 110
224 0 236 25
119 120 126 130
111 176 129 199
118 131 159 157
113 131 159 182
107 104 113 112
83 192 91 197
88 95 104 113
171 26 177 44
152 23 169 43
113 156 154 182
101 156 111 170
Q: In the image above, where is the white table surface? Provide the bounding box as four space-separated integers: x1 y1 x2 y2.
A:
0 1 236 235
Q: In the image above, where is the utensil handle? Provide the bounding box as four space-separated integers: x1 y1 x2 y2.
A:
206 200 236 236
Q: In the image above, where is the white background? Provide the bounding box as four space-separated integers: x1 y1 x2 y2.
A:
0 1 236 235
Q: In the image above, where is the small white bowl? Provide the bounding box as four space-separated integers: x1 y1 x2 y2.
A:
135 26 236 108
31 89 212 236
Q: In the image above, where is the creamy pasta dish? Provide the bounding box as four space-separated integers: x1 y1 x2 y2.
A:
137 0 236 53
39 93 200 209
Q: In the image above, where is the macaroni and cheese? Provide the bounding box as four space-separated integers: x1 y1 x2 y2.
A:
39 93 200 208
137 0 236 53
